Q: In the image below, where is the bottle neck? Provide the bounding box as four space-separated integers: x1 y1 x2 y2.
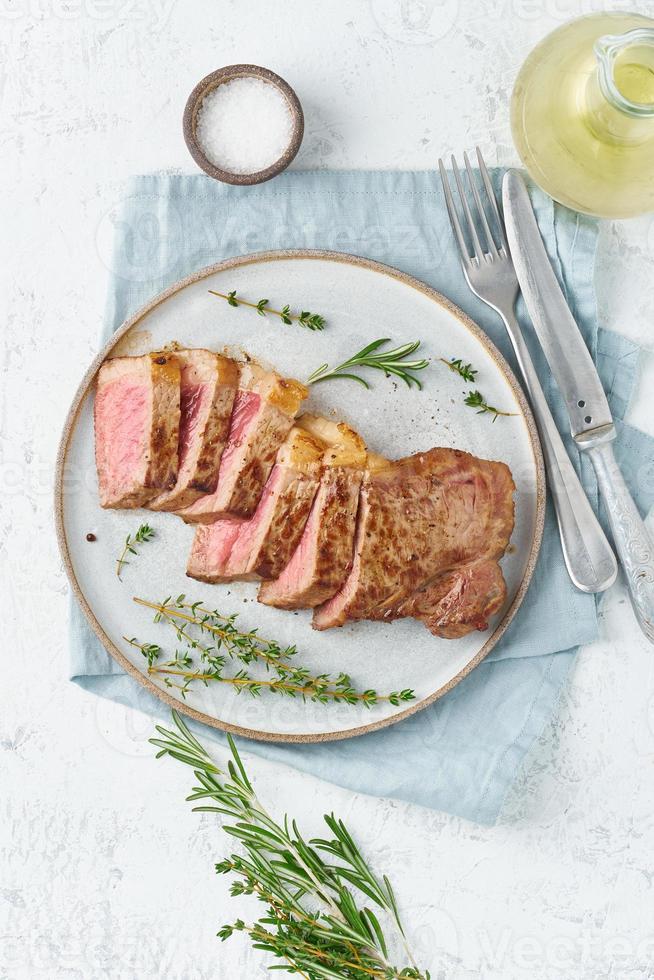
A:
586 28 654 146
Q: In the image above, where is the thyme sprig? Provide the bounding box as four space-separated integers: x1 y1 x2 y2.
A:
464 390 517 422
151 710 431 979
209 289 325 331
130 595 415 708
439 356 515 421
115 523 155 579
307 339 429 390
439 357 477 382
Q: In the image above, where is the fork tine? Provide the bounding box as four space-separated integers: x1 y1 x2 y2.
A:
438 158 470 267
463 151 498 258
476 147 508 251
451 155 484 264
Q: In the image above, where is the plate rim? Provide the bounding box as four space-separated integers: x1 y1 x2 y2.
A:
55 248 546 744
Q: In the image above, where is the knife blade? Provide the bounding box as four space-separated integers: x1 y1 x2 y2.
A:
502 168 654 645
502 169 614 443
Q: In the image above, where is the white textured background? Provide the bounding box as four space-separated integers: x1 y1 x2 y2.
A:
3 1 654 977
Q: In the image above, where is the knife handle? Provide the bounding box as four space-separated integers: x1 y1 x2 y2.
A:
501 309 617 594
586 441 654 644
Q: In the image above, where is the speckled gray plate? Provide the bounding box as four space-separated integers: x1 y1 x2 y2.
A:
55 251 545 743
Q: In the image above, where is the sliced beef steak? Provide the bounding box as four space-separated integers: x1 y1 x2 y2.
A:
94 352 180 509
313 448 515 636
178 363 307 523
226 423 324 579
186 424 324 584
149 349 238 511
258 417 367 610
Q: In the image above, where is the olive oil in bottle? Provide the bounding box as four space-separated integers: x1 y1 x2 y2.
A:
511 12 654 218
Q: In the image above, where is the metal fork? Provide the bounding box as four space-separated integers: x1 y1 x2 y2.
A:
439 149 617 594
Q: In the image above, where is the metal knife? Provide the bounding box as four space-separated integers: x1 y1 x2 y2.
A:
503 169 654 643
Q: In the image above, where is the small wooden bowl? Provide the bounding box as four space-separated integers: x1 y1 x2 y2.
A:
183 64 304 186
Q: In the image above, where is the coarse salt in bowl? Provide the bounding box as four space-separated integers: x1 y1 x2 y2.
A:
184 65 304 186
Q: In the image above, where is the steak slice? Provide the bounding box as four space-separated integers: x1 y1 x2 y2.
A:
186 424 324 584
178 363 307 523
313 448 515 636
184 518 243 585
258 417 367 610
149 349 238 511
94 352 180 509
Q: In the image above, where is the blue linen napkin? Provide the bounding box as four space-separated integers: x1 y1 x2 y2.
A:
69 171 654 824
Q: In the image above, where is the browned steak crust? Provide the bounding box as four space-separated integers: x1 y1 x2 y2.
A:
392 558 508 638
149 350 238 511
257 418 367 610
178 365 307 523
253 475 321 580
313 448 515 636
258 465 364 609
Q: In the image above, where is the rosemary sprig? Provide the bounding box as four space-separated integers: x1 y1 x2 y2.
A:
151 711 431 979
464 390 517 422
307 339 429 390
209 289 325 331
439 357 477 382
115 523 155 579
130 595 415 708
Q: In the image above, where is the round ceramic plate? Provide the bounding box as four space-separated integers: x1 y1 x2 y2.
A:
56 250 545 743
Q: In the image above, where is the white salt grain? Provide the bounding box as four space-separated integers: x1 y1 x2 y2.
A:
196 77 294 175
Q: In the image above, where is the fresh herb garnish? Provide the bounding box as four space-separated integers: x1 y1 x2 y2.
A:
464 390 517 421
440 357 514 421
129 595 415 708
115 523 155 579
209 289 325 331
307 339 429 390
440 356 478 382
151 710 431 979
127 639 162 668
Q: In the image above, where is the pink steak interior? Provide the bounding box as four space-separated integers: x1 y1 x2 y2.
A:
262 494 320 597
227 465 282 573
189 519 243 578
179 389 262 519
178 382 209 469
217 390 261 475
96 378 149 491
